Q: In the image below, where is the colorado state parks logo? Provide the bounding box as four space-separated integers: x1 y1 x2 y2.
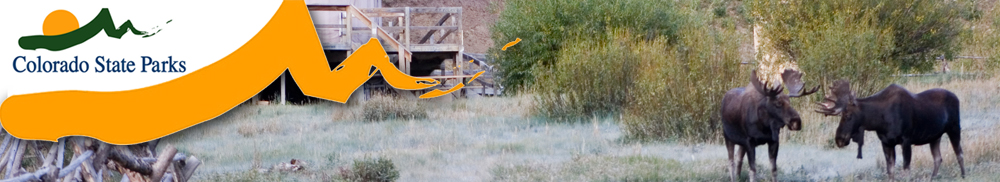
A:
18 8 168 51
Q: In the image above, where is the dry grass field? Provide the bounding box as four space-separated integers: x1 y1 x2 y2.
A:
160 75 999 181
160 1 1000 181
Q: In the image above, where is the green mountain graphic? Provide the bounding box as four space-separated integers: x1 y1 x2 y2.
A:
18 8 166 51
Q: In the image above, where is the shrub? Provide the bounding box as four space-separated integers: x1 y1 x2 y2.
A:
534 18 744 143
490 0 682 94
361 93 427 121
343 156 400 182
517 0 746 141
532 30 638 120
621 13 746 142
749 0 974 95
952 1 1000 76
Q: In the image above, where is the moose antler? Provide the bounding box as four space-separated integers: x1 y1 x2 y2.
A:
751 69 787 97
766 81 784 96
816 94 841 116
815 80 850 116
781 69 819 97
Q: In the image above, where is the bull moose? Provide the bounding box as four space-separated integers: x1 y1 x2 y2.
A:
721 69 818 182
815 80 966 179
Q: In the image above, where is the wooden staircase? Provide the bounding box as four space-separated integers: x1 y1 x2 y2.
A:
307 5 498 99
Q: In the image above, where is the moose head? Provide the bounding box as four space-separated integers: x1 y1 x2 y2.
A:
815 79 863 148
749 69 819 131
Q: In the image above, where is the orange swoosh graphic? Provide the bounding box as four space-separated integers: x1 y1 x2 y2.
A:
417 70 485 99
0 0 442 144
501 38 521 51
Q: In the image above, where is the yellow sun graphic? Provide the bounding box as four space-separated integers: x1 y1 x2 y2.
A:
42 10 79 36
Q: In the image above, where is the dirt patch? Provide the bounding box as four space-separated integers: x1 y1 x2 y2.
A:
383 0 502 53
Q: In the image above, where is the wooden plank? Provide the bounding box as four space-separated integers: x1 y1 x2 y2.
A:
314 24 347 28
419 13 452 44
409 44 461 52
360 8 406 13
402 7 411 75
307 5 348 11
404 7 411 51
455 9 464 86
362 7 463 14
349 26 459 31
362 12 405 18
344 11 352 47
459 85 487 89
418 75 476 79
435 29 456 44
323 44 353 51
280 73 286 105
410 7 463 14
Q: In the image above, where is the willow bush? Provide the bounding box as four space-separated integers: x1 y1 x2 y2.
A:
750 0 975 96
490 0 681 94
531 7 746 142
621 16 745 142
532 32 638 121
491 0 979 142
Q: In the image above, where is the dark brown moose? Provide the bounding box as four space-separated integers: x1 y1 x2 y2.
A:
816 80 966 179
721 69 818 182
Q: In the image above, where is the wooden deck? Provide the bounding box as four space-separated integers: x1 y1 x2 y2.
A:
307 5 498 98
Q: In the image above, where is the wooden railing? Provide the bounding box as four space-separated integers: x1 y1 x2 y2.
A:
308 5 464 76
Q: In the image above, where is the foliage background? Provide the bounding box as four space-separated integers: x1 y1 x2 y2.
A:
490 0 993 142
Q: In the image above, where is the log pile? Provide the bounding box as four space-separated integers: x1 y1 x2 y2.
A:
0 132 200 182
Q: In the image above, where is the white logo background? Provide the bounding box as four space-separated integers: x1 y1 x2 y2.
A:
0 0 283 102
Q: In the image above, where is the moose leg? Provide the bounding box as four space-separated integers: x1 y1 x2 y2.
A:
947 129 966 178
726 141 737 182
768 142 779 182
746 146 758 182
901 142 912 170
736 145 745 179
882 144 896 179
930 138 943 178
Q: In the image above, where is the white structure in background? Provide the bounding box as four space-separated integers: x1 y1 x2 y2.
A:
752 22 799 89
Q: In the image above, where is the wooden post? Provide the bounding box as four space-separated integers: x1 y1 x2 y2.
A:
280 72 286 105
404 7 411 75
345 11 352 48
457 9 465 97
397 17 403 40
